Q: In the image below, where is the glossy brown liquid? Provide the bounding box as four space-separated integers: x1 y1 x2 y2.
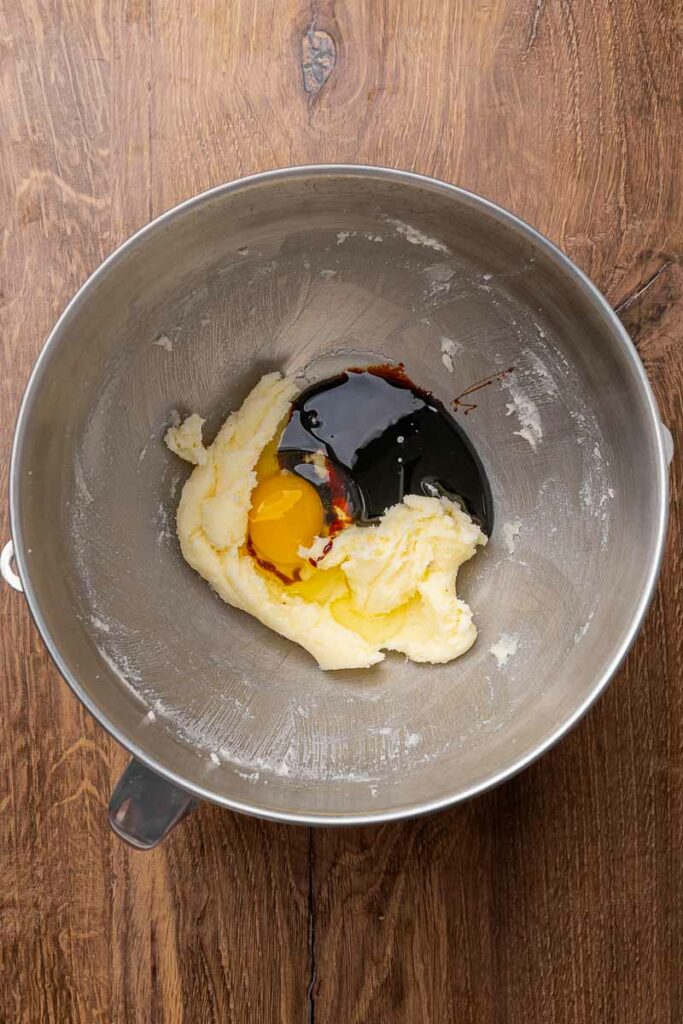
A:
277 366 493 533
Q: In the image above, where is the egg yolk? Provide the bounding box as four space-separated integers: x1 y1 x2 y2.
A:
248 471 324 576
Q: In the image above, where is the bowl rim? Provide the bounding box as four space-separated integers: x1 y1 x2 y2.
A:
10 163 670 825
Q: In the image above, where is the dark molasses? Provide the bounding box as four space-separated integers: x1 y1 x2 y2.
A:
277 366 493 534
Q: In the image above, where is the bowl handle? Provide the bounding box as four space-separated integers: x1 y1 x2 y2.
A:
660 422 674 466
1 540 23 591
109 758 197 849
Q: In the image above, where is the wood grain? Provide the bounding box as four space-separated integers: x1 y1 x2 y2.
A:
0 0 681 1021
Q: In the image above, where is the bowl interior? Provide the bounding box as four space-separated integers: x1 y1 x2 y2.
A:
13 169 664 819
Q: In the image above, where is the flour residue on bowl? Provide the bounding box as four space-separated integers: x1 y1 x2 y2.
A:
74 457 94 505
440 336 462 373
385 217 450 253
503 379 543 449
574 611 595 644
489 633 520 668
420 265 458 305
502 519 522 555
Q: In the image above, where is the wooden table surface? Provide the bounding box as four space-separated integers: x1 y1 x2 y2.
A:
1 1 681 1021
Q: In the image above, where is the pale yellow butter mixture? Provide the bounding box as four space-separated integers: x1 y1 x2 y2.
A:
165 372 486 671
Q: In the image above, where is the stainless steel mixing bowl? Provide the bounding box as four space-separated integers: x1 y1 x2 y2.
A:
5 166 670 845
